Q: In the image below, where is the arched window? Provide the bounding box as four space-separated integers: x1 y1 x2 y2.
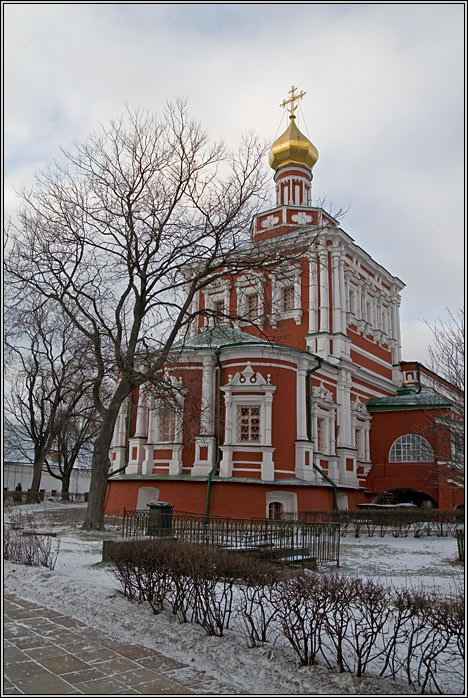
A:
389 434 434 463
266 491 297 519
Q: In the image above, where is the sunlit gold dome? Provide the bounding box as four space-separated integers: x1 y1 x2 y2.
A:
269 116 319 172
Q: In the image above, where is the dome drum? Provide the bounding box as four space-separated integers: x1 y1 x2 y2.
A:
274 162 313 182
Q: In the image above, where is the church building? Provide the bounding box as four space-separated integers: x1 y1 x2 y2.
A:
105 87 463 518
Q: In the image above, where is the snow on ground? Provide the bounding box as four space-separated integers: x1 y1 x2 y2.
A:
339 533 463 595
3 502 464 696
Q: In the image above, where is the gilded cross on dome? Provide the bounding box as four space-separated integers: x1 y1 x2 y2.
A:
279 85 306 119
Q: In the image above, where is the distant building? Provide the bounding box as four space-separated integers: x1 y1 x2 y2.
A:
105 88 463 517
3 422 91 497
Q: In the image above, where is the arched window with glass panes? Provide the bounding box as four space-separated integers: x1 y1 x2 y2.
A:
389 434 434 463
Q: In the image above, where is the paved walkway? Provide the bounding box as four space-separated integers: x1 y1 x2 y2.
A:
3 593 232 695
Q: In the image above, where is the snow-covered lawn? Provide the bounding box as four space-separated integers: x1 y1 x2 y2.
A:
3 502 465 695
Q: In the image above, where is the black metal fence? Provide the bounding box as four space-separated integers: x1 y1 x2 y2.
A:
3 489 89 504
284 508 464 537
121 508 340 566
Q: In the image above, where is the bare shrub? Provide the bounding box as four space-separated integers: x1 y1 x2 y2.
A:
272 574 332 667
111 539 174 612
109 538 464 692
381 587 464 694
336 578 393 677
3 527 60 569
111 538 282 637
236 557 285 647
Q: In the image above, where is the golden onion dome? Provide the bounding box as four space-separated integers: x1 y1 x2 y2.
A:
269 116 318 172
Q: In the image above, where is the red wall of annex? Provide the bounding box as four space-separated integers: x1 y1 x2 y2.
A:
105 479 356 518
366 408 463 508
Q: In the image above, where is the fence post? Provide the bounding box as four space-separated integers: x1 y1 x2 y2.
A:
456 528 464 562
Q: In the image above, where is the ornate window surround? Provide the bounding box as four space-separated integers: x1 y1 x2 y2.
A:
235 272 265 326
309 383 337 456
351 396 372 466
265 490 297 518
142 376 186 475
269 264 303 327
220 363 276 447
219 363 277 479
203 279 231 327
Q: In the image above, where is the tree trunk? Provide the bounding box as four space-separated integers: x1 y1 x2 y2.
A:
30 434 56 502
82 418 116 530
30 452 47 502
61 467 71 501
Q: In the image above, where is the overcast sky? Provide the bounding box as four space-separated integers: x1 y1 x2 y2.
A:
4 3 465 364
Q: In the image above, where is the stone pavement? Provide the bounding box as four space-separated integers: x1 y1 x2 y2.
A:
3 593 232 695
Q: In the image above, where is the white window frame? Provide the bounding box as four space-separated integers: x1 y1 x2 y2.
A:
351 397 371 463
270 265 302 327
235 272 265 326
204 280 230 327
157 404 176 443
237 404 261 443
152 399 183 445
309 384 337 456
148 376 186 447
265 491 297 518
220 363 276 447
228 394 268 447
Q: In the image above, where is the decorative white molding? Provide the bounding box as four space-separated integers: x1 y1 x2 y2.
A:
219 363 277 480
291 211 313 225
269 264 303 327
235 272 265 325
260 214 280 229
265 491 298 518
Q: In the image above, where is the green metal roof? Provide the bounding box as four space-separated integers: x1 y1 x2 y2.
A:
366 389 452 412
177 325 272 350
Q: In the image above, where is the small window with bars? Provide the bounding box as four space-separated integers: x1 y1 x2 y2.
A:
281 285 295 312
245 292 259 320
317 417 325 452
355 429 363 459
237 405 261 442
268 502 284 520
213 299 224 325
158 406 176 442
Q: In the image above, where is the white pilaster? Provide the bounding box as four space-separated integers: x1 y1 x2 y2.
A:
390 292 402 377
331 248 342 335
296 366 308 441
336 370 353 448
365 427 370 462
319 247 329 332
308 257 318 333
264 395 274 446
261 449 275 480
134 388 148 438
200 356 215 434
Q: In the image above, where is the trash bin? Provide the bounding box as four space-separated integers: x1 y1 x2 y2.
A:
146 502 173 536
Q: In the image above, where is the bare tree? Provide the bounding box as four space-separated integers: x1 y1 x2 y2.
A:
4 300 98 501
426 308 464 395
6 103 319 529
45 392 101 501
313 194 350 222
425 308 464 487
